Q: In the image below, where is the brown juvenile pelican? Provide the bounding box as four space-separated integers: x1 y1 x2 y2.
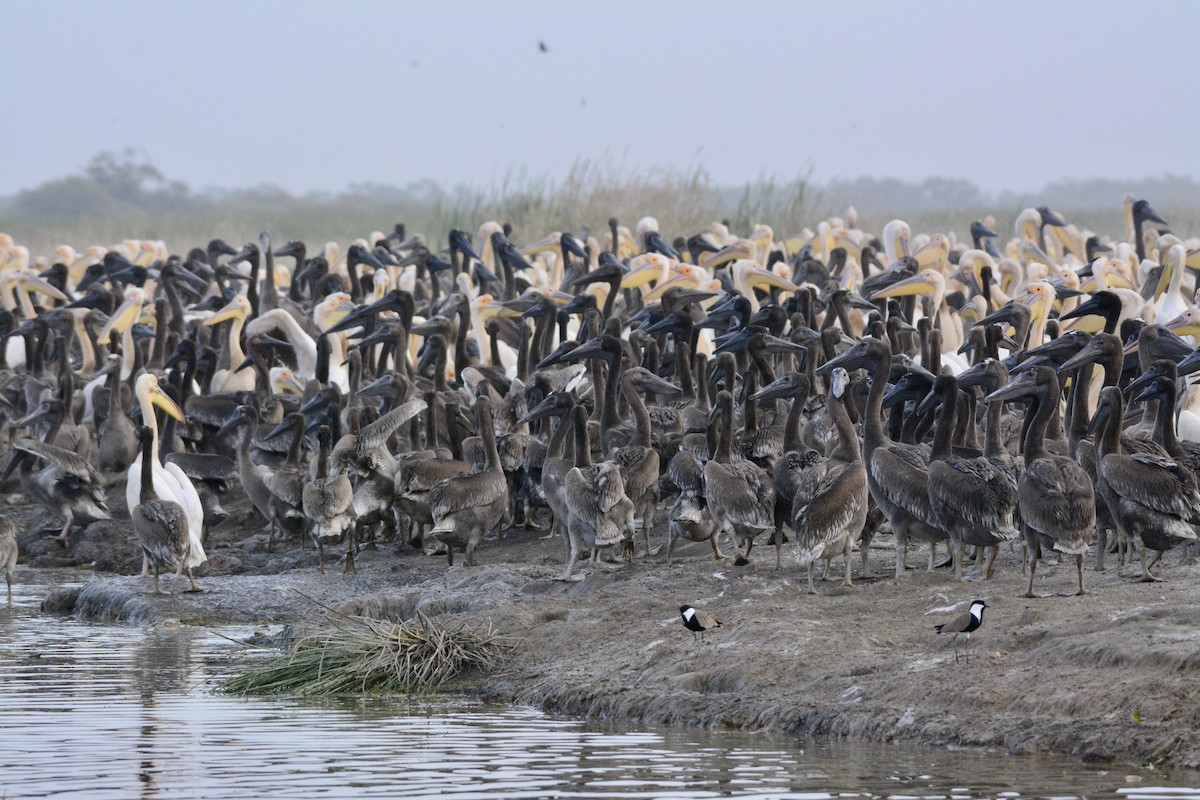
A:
5 400 109 544
821 338 947 580
561 404 636 580
792 367 868 594
1093 385 1200 581
97 357 137 474
919 374 1020 581
303 425 356 574
987 366 1095 597
611 366 682 556
132 426 193 594
1 518 16 603
429 395 507 567
704 389 775 566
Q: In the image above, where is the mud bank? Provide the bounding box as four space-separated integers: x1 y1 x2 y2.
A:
29 501 1200 773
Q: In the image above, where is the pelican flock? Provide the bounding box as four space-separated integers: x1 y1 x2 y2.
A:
1 196 1199 597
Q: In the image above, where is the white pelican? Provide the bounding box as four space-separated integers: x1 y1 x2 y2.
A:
203 295 256 393
869 268 965 355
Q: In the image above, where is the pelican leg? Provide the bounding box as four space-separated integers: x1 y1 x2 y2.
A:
1148 549 1164 570
559 544 583 582
185 567 202 593
317 541 326 574
859 510 879 578
152 565 166 595
774 524 783 571
1094 525 1108 568
983 545 999 580
843 540 854 587
953 539 965 582
1075 553 1086 595
641 508 655 558
710 532 725 560
1024 553 1039 598
1138 539 1164 582
346 526 359 574
894 531 908 581
54 510 75 546
141 554 150 578
806 563 816 595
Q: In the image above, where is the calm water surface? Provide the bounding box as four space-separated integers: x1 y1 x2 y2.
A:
2 569 1197 800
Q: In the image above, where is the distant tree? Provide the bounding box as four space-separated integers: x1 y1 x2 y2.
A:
11 176 124 218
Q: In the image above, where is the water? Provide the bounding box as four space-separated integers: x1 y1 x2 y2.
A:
2 569 1198 800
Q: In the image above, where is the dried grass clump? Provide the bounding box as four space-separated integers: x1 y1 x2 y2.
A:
220 611 520 696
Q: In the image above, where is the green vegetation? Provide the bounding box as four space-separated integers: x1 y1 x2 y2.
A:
3 149 1197 255
219 611 521 696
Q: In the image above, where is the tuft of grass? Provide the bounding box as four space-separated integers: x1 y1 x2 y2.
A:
219 611 521 696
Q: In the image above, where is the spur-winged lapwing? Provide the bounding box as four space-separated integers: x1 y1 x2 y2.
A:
680 604 721 642
934 599 988 663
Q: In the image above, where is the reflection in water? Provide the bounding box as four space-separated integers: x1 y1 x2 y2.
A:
2 569 1199 799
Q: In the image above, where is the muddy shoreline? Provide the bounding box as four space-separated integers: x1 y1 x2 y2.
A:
17 486 1200 774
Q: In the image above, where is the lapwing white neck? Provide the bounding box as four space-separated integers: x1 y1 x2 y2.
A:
679 604 721 643
934 600 989 663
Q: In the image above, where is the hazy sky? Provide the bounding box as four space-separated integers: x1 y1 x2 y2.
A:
4 1 1199 196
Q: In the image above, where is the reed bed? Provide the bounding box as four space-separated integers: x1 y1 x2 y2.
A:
220 611 521 696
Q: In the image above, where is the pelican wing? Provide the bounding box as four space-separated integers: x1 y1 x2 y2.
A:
358 398 427 453
793 462 868 564
303 474 354 520
1101 452 1200 520
429 470 506 520
14 438 101 483
1019 455 1095 544
870 446 935 524
928 458 1020 537
263 468 305 509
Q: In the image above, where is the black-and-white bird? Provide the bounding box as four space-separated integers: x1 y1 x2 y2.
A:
679 604 721 643
934 600 988 663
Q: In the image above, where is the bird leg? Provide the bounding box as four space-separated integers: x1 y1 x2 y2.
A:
1147 549 1163 570
1024 553 1039 598
842 541 854 587
806 563 816 595
54 511 75 546
774 524 783 571
141 554 150 578
641 507 658 558
184 567 202 593
894 531 908 581
317 541 326 575
1138 540 1164 582
152 565 166 595
1094 524 1108 571
710 532 725 560
344 527 358 574
1075 553 1086 595
983 545 999 580
558 544 584 582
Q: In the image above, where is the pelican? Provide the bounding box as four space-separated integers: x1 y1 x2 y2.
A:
203 295 256 393
127 374 206 577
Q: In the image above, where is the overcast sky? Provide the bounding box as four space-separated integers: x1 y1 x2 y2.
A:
4 0 1198 196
